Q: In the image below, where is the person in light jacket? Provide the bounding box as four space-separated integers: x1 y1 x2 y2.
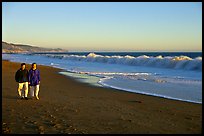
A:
28 63 40 100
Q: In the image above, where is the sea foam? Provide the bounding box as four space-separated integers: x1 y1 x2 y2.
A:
45 53 202 71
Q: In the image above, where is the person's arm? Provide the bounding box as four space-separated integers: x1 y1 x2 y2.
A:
15 70 19 82
28 70 31 84
27 70 30 83
38 70 40 84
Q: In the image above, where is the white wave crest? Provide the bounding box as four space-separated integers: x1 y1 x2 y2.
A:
45 53 202 71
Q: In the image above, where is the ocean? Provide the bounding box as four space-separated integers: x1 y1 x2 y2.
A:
2 52 202 104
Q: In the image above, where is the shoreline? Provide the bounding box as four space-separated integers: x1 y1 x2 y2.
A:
59 71 202 105
2 60 202 134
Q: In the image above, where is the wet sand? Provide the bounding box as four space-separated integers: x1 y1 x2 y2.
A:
2 60 202 134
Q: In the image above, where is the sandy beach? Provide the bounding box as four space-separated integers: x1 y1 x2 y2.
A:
2 60 202 134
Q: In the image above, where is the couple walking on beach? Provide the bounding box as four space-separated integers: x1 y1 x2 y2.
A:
15 63 40 100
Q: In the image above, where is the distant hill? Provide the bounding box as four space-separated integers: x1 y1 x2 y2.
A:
2 41 68 53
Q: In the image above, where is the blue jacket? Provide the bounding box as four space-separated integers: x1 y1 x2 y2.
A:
28 69 40 86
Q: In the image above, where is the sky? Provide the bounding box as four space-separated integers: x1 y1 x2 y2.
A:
2 2 202 52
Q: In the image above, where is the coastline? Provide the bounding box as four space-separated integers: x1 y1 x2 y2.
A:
2 60 202 134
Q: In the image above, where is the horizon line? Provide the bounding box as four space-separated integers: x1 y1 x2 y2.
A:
2 41 202 53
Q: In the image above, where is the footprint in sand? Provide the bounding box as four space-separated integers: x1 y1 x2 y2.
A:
53 123 62 129
38 125 45 134
2 123 11 134
49 114 56 119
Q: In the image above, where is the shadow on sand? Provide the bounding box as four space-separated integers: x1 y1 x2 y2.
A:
128 100 142 103
4 95 20 100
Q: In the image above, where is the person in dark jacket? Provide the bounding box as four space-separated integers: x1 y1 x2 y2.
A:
15 63 29 100
28 63 40 100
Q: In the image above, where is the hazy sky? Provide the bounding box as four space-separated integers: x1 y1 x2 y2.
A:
2 2 202 52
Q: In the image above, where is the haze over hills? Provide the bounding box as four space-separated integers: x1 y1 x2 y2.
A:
2 41 68 53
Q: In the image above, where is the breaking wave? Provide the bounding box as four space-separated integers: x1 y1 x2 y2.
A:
44 53 202 71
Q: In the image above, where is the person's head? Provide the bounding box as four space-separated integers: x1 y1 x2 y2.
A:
21 63 26 70
31 63 37 70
